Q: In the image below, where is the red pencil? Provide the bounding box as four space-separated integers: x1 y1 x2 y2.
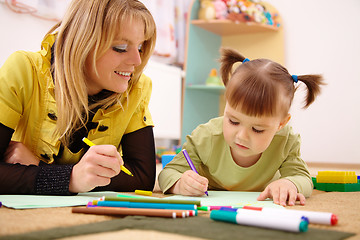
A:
72 206 195 218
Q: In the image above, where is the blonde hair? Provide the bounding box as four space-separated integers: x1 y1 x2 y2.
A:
220 48 325 117
47 0 156 146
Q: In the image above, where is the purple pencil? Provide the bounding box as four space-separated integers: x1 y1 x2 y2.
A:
182 149 209 196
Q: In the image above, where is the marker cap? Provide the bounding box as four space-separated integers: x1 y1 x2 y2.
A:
197 206 210 211
331 214 338 225
301 216 309 223
299 220 308 232
210 210 237 224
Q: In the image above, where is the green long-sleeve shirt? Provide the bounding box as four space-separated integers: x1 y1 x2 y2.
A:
158 117 313 197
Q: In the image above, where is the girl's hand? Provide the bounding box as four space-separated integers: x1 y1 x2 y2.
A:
69 145 122 193
257 178 306 206
170 170 208 196
4 141 40 166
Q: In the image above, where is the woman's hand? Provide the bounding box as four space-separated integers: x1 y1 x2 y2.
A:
257 178 306 206
69 145 122 193
4 141 40 166
170 170 208 196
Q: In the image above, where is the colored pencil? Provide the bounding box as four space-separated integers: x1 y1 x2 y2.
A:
101 196 201 206
182 149 208 196
72 206 194 218
82 137 133 177
94 200 198 210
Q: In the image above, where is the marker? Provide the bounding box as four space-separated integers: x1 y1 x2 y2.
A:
135 190 152 196
209 206 232 211
82 137 133 177
72 206 194 218
182 149 208 196
210 209 308 232
219 207 309 223
197 206 210 211
95 200 198 210
241 206 338 225
102 196 201 206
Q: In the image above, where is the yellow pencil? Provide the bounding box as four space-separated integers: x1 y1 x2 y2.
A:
82 137 134 177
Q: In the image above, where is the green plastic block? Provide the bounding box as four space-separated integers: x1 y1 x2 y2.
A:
312 177 360 192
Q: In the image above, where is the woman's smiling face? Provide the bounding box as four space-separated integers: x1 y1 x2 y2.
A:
85 19 145 95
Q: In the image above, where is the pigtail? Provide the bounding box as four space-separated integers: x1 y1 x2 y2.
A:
296 74 325 108
219 48 246 86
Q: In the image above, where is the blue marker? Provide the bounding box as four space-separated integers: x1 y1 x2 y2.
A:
182 149 208 196
210 209 308 232
96 201 197 210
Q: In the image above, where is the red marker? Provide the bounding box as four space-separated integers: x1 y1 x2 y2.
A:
242 206 338 225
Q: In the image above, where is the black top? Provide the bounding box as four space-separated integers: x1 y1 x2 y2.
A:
0 121 156 195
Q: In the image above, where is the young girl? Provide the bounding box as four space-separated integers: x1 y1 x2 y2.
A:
0 0 157 195
158 48 325 206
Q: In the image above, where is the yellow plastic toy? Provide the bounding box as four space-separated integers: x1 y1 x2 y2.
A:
316 171 357 184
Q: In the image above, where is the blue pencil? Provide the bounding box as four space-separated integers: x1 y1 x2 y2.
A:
95 200 197 210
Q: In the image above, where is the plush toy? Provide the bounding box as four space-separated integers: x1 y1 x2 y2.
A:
205 69 222 86
225 0 279 26
213 0 228 19
198 0 216 20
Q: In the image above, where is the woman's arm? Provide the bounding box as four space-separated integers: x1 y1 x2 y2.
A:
0 123 74 195
93 126 156 192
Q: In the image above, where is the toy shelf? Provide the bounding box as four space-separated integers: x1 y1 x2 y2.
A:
191 19 278 36
181 0 284 143
186 84 225 93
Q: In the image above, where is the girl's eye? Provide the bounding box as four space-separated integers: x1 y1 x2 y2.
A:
112 44 127 53
252 127 264 133
229 119 239 125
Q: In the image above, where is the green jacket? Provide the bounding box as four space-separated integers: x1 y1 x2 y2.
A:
159 117 313 197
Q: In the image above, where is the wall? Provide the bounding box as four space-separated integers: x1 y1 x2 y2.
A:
1 1 360 164
267 0 360 164
0 4 55 64
0 3 182 141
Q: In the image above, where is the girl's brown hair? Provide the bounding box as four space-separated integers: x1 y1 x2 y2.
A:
47 0 156 146
220 48 325 117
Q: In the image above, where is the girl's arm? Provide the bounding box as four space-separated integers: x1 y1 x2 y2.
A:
92 126 156 192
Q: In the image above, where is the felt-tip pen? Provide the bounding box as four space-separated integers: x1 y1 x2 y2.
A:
82 137 133 177
182 149 208 196
240 206 338 225
219 207 309 223
210 209 308 232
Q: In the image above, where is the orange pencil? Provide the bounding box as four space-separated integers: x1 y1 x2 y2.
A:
72 206 195 218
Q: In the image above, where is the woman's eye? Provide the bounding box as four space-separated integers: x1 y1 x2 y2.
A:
112 45 127 53
138 44 143 53
252 127 264 133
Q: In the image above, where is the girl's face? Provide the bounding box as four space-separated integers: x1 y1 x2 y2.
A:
223 102 290 166
85 19 145 95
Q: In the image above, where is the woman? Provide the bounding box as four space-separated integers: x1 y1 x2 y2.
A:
0 0 157 195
